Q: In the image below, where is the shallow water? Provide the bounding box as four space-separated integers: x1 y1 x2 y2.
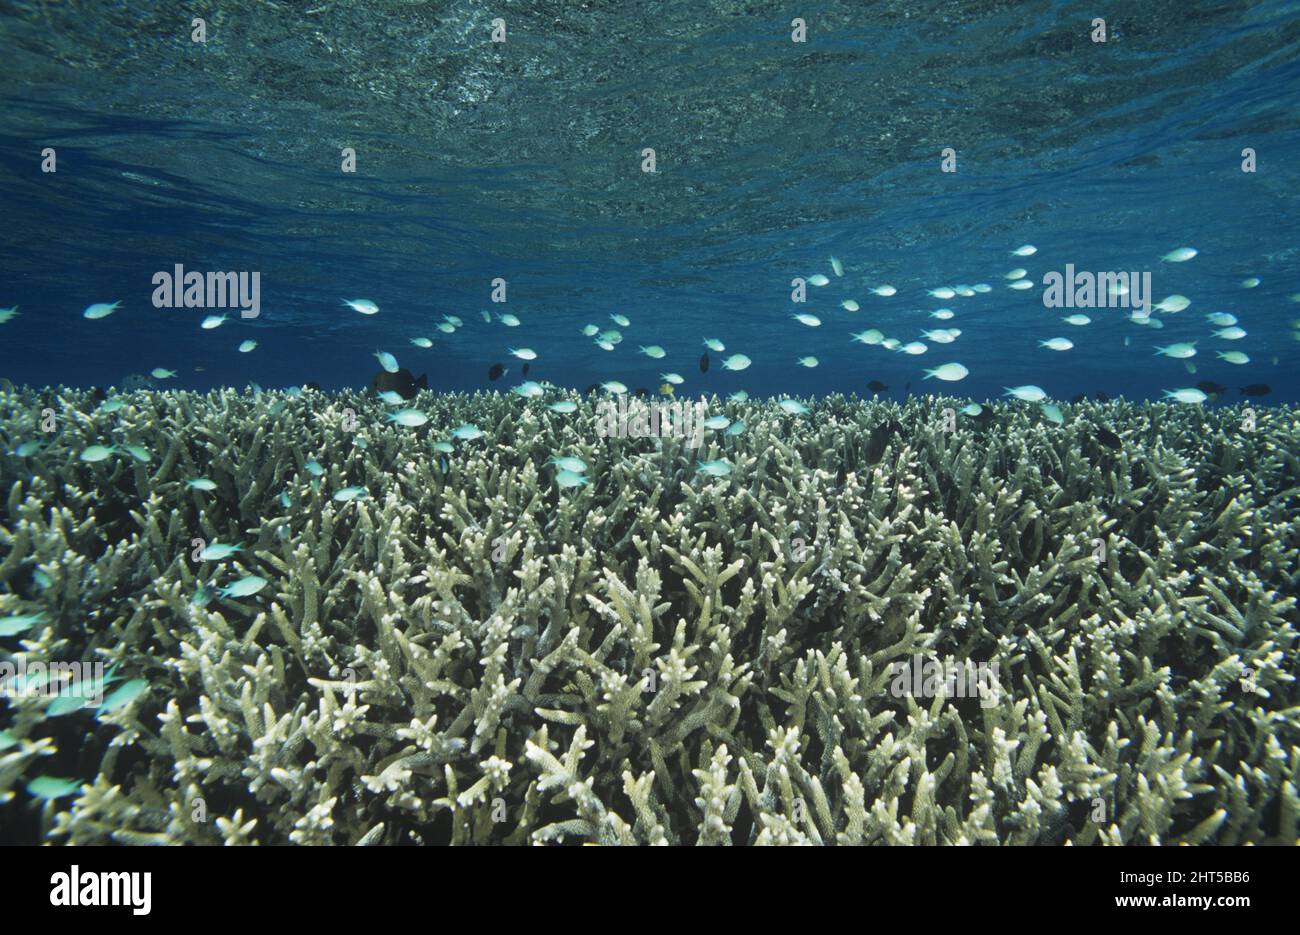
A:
1 2 1298 848
1 1 1298 401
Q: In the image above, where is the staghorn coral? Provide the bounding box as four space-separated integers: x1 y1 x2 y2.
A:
0 386 1297 845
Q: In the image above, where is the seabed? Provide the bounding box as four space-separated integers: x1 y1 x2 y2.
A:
0 386 1297 844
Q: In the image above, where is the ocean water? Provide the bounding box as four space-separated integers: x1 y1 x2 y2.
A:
2 2 1300 850
1 1 1297 401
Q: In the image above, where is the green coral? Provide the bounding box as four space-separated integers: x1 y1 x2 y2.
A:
0 386 1296 844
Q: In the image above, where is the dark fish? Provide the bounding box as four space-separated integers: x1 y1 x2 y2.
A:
634 387 649 398
303 382 321 392
89 386 107 402
867 380 888 393
699 353 710 373
1095 391 1111 402
1196 381 1226 397
522 363 530 376
904 382 911 393
488 363 505 381
371 368 428 400
1240 384 1271 397
584 383 600 397
865 419 902 465
1070 393 1086 404
1096 427 1122 450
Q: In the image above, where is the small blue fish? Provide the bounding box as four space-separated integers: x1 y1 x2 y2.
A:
46 691 91 717
198 543 244 560
432 441 455 453
187 478 217 491
555 470 590 488
79 445 117 463
374 351 400 373
0 612 48 636
452 424 484 441
697 460 733 477
387 409 429 427
305 460 325 476
548 401 577 414
333 486 369 502
82 301 121 320
97 679 149 715
549 456 588 473
26 776 81 800
218 575 268 598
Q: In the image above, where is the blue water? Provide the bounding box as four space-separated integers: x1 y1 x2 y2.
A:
2 1 1299 403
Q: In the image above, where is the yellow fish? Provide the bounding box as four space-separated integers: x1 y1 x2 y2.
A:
659 382 675 396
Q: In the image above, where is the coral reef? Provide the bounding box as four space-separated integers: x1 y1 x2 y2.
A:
0 386 1297 845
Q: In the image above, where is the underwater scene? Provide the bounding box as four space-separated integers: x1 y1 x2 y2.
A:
1 0 1298 848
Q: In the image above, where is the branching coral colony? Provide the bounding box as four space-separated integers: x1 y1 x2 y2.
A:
0 386 1296 845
